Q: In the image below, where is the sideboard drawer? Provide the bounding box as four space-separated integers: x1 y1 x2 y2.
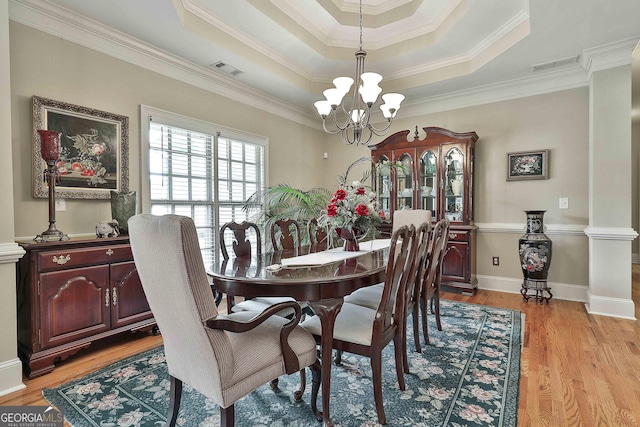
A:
447 230 469 242
38 244 133 271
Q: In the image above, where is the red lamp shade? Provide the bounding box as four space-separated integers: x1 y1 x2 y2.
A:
38 129 62 162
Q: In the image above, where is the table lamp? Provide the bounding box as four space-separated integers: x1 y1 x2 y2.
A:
34 129 69 242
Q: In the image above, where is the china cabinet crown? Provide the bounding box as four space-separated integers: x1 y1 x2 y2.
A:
369 126 479 294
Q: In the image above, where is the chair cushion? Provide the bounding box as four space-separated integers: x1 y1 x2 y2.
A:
301 303 377 346
343 283 384 310
213 310 317 405
231 297 299 318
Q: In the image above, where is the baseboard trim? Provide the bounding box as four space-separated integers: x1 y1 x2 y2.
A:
633 253 639 264
0 358 25 397
476 274 588 302
585 293 637 320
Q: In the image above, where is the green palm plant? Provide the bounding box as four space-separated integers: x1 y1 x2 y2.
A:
242 184 331 245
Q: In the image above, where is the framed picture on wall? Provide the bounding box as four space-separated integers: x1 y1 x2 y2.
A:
506 149 549 181
32 96 129 199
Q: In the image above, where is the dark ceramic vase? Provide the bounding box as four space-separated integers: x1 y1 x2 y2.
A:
518 210 553 302
110 190 137 235
336 227 362 251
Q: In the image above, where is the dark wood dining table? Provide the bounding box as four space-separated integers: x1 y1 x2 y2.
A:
207 243 390 427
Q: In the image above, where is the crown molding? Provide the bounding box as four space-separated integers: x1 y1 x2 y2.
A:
401 65 589 117
8 0 318 129
8 0 637 130
582 37 640 78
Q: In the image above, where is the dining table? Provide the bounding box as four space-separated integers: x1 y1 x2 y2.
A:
207 239 392 427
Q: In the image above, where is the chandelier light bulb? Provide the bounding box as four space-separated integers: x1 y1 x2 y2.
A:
314 100 332 116
333 77 354 95
380 104 393 119
351 109 365 124
382 93 405 110
323 88 346 106
359 84 382 104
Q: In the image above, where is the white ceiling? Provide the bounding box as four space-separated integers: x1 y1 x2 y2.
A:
9 0 640 124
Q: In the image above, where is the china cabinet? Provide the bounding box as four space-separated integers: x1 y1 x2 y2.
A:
370 126 479 293
16 237 155 378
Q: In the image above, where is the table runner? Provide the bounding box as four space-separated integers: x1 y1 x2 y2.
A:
280 238 392 267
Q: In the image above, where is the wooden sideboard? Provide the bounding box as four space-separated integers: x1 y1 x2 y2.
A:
16 237 155 378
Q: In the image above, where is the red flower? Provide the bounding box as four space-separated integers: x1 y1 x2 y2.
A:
355 204 369 216
334 189 347 200
356 187 366 195
378 211 386 220
327 204 338 217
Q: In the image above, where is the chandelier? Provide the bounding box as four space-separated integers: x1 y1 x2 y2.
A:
313 0 404 145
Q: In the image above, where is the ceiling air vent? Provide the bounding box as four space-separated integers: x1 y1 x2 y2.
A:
531 55 580 72
211 61 243 77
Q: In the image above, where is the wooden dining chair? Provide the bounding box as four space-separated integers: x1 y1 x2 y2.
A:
219 221 297 317
301 224 419 425
129 214 320 427
344 209 432 362
270 218 301 253
307 218 329 250
420 219 450 345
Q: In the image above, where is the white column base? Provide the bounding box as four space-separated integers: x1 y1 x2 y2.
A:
585 292 636 320
0 358 25 397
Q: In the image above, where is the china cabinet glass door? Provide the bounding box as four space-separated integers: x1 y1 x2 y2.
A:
444 147 464 222
374 156 391 219
419 150 437 218
396 153 413 210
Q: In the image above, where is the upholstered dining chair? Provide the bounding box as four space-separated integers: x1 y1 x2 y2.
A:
420 218 450 344
221 220 307 396
128 214 320 427
301 224 419 425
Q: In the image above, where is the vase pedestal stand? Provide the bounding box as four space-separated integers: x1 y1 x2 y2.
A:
520 279 553 304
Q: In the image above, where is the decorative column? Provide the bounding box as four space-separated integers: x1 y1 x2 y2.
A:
584 41 639 319
0 2 27 395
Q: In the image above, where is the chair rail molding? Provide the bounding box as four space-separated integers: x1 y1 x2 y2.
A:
583 226 639 241
0 242 25 264
476 222 587 236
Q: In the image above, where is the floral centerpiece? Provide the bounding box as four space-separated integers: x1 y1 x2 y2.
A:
319 179 385 251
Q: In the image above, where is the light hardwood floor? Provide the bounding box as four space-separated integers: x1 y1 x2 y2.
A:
2 270 640 426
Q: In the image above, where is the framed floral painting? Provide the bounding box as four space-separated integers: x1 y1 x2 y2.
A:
506 149 549 181
32 96 129 199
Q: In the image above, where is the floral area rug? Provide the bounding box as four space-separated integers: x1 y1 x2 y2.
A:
43 300 521 427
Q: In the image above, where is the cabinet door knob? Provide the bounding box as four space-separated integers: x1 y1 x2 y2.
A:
105 289 110 307
112 287 118 306
106 249 114 256
449 232 458 240
52 255 71 265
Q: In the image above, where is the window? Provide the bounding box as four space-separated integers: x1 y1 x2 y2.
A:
141 106 267 264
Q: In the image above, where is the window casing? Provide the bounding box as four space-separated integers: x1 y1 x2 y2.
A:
140 106 266 265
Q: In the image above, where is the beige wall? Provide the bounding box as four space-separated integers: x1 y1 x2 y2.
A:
10 22 326 238
12 21 630 294
322 89 591 287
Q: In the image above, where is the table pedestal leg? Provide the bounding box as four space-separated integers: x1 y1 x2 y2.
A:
309 298 343 427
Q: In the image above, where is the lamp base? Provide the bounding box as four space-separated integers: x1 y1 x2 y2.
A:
34 228 69 242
